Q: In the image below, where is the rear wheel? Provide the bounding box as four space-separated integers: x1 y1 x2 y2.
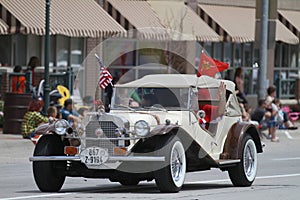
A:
33 134 66 192
154 136 186 192
228 135 258 186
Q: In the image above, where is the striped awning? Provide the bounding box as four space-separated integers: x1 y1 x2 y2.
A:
198 4 255 43
104 0 168 40
198 4 299 44
148 1 222 42
0 0 126 37
0 18 8 34
275 19 299 44
278 9 300 38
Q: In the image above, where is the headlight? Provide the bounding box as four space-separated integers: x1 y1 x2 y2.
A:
134 120 150 137
54 119 69 135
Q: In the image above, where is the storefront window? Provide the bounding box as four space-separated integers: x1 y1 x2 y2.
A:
244 43 252 67
234 43 242 67
224 42 231 66
290 44 298 68
214 43 222 60
57 35 69 67
71 38 84 68
0 36 12 66
281 43 289 67
27 35 42 65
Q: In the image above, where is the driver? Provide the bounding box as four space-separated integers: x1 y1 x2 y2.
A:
198 82 226 128
141 94 158 107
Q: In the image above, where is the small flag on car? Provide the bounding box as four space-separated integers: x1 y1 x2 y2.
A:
197 52 229 77
95 54 113 90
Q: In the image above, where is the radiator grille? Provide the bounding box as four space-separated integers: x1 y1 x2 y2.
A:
85 121 118 155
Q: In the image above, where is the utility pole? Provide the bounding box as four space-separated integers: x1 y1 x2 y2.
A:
258 0 269 100
44 0 50 112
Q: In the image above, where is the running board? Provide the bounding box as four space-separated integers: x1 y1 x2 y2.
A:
216 159 240 166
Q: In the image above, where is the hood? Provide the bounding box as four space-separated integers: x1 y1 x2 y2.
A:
110 110 186 130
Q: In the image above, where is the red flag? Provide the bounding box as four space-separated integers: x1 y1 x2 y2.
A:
99 67 113 90
197 52 229 77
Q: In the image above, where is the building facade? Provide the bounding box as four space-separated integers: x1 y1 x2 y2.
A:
0 0 299 102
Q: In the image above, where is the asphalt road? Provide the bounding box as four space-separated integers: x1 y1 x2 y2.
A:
0 127 300 200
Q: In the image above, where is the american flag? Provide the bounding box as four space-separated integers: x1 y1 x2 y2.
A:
95 54 113 89
99 67 113 89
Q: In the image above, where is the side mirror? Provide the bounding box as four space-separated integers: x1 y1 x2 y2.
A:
197 110 206 119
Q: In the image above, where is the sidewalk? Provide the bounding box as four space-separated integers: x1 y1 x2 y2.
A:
0 127 33 164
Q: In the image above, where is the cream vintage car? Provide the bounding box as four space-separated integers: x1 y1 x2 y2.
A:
30 74 263 193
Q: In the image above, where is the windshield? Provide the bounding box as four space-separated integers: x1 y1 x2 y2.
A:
111 87 190 111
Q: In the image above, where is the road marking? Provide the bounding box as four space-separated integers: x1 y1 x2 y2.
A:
0 193 74 200
272 157 300 161
284 130 293 139
186 173 300 184
3 173 300 199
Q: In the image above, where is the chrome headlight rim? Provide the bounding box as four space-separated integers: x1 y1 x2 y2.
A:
134 120 150 137
54 119 69 135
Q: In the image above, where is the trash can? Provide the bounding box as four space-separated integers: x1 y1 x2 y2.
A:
3 93 32 134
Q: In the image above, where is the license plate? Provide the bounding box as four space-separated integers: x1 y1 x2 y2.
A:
80 147 109 166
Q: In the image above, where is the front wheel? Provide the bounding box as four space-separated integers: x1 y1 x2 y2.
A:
154 136 186 193
33 134 66 192
228 135 258 186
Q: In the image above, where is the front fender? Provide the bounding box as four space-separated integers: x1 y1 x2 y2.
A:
221 122 262 160
150 124 180 136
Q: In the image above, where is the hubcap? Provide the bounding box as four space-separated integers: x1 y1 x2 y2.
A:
170 141 186 187
243 140 257 181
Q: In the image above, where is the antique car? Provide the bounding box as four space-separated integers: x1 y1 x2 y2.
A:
30 74 263 193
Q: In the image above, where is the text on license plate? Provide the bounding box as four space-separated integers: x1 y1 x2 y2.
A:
80 147 109 165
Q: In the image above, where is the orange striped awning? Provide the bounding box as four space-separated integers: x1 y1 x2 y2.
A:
0 0 126 37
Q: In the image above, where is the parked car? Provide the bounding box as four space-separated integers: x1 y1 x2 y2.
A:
30 74 263 193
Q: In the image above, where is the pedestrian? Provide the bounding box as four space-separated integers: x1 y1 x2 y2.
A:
60 98 81 127
251 99 267 125
265 86 279 142
11 65 26 94
27 56 40 87
47 106 59 122
21 99 48 139
233 67 248 106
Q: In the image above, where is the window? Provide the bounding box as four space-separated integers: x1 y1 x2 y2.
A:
57 36 69 67
71 38 84 68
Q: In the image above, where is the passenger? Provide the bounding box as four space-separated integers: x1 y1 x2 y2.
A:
198 82 226 128
21 99 48 139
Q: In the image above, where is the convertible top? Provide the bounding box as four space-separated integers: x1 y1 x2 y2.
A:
116 74 236 93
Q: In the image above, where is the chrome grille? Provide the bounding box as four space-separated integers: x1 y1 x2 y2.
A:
85 121 118 155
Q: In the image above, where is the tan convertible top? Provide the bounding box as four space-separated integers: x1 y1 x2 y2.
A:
116 74 236 93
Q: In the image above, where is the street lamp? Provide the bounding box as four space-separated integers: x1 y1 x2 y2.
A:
44 0 50 112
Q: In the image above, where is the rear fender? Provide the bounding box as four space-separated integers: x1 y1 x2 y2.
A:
221 122 263 159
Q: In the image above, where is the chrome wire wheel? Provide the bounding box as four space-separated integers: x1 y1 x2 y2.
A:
170 141 186 187
154 136 186 192
243 139 257 182
228 135 258 186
